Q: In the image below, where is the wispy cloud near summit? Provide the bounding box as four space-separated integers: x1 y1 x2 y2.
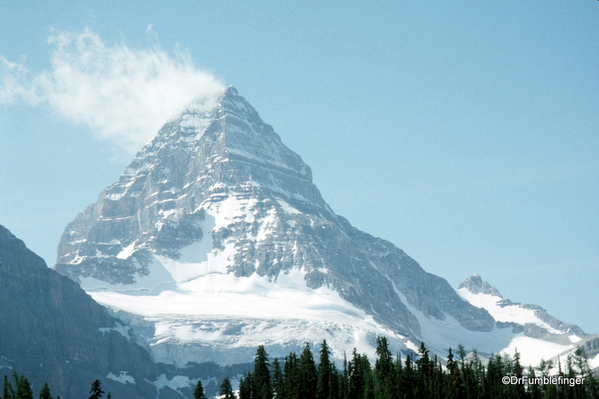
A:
0 28 225 153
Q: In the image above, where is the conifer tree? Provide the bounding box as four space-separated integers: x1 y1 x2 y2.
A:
394 353 405 399
363 366 374 399
340 352 348 399
316 340 332 399
512 349 526 399
374 336 395 399
347 349 364 399
329 367 339 399
485 353 503 399
271 358 283 399
6 372 33 399
401 354 415 399
39 382 53 399
299 343 317 399
3 375 9 399
220 377 236 399
253 346 272 399
416 341 430 376
88 380 104 399
445 347 459 399
283 353 300 399
527 366 540 399
193 379 207 399
239 372 252 399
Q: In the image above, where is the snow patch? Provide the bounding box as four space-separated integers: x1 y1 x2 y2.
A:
569 335 582 343
457 288 562 334
500 336 573 368
107 371 135 385
116 241 136 259
154 374 192 392
99 322 132 341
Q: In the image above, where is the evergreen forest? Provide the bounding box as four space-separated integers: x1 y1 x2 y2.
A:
219 338 598 399
2 338 598 399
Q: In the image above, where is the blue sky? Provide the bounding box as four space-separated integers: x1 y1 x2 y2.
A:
1 1 598 333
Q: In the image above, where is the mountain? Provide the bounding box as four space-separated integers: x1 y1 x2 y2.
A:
0 224 160 399
54 87 597 378
458 275 599 370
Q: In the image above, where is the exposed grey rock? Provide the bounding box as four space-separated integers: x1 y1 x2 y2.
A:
458 274 502 297
496 322 525 334
581 337 599 358
459 275 586 339
521 304 586 336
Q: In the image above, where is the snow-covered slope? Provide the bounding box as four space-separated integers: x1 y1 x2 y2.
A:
456 275 596 368
54 87 594 370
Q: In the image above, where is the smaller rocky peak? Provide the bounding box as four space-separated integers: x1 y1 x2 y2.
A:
458 274 502 298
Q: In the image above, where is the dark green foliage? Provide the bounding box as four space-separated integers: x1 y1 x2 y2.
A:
347 348 364 399
88 380 104 399
374 336 395 399
38 383 52 399
283 353 300 399
299 343 318 399
329 367 339 399
193 379 207 399
3 372 33 399
220 377 236 399
253 346 273 399
316 340 332 399
239 371 253 399
272 358 284 399
401 354 415 399
340 353 348 399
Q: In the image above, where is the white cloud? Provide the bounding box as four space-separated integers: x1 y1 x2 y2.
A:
0 55 41 105
0 28 225 153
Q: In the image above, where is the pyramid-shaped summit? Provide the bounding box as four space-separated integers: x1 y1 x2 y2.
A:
55 87 495 367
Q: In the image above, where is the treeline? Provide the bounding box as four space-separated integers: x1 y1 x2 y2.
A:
1 373 108 399
210 338 599 399
3 339 597 399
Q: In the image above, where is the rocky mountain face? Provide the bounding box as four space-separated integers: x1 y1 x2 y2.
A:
0 224 255 398
53 87 596 375
458 274 503 297
456 275 599 372
458 274 585 338
54 87 496 366
0 224 160 399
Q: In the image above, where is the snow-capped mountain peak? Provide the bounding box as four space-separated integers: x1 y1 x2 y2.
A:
54 88 594 371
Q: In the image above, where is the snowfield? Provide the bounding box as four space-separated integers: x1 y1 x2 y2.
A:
89 266 408 367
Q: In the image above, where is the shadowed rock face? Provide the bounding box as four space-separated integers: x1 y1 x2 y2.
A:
0 225 161 399
54 87 495 365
